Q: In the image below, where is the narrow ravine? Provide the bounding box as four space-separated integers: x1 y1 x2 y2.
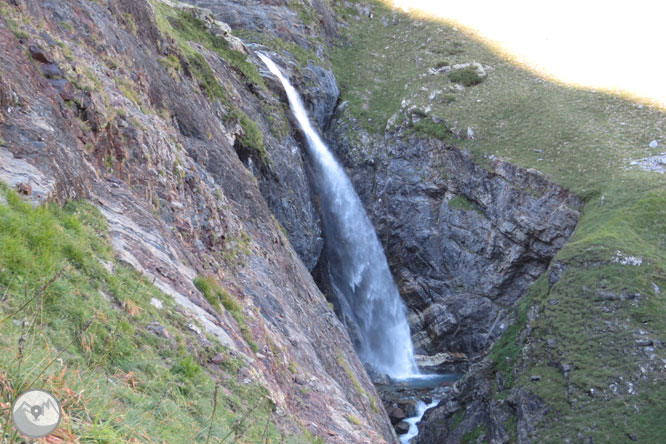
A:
258 53 418 379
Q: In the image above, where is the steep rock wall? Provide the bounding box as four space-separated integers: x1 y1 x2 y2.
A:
0 0 393 442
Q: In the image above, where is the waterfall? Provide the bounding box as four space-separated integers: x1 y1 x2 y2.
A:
258 54 418 378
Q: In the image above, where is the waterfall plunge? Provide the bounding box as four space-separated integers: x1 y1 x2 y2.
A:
258 54 418 378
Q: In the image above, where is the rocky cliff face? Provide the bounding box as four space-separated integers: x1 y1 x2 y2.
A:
180 0 342 270
0 0 395 442
326 120 582 371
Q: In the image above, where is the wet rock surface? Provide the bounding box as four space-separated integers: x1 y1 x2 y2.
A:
326 122 582 368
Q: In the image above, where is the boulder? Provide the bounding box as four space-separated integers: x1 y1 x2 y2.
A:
146 322 170 339
395 420 411 435
387 406 406 425
395 399 418 417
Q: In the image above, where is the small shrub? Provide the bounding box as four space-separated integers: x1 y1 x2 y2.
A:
450 409 465 429
448 195 483 215
115 76 142 106
228 109 267 161
159 54 181 71
186 51 225 99
172 355 202 379
56 40 74 60
448 67 484 87
104 153 114 170
462 424 488 444
412 118 452 140
159 54 181 80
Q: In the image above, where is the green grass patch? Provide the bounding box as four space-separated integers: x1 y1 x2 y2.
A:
287 0 316 26
158 54 182 80
462 423 487 444
447 194 484 216
122 12 137 36
193 275 257 353
450 409 464 429
504 414 518 442
336 352 365 397
156 5 264 88
411 118 453 141
488 277 540 390
229 109 268 162
0 184 318 443
115 76 142 107
158 54 181 71
346 414 361 426
151 1 269 163
5 16 30 40
266 37 323 67
189 50 227 99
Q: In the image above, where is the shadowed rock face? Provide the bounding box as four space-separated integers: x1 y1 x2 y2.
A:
326 123 582 368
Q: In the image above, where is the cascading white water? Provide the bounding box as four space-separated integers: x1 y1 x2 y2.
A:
399 398 440 444
258 53 418 378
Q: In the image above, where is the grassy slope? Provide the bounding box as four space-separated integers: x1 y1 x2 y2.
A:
0 185 320 444
330 2 666 442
